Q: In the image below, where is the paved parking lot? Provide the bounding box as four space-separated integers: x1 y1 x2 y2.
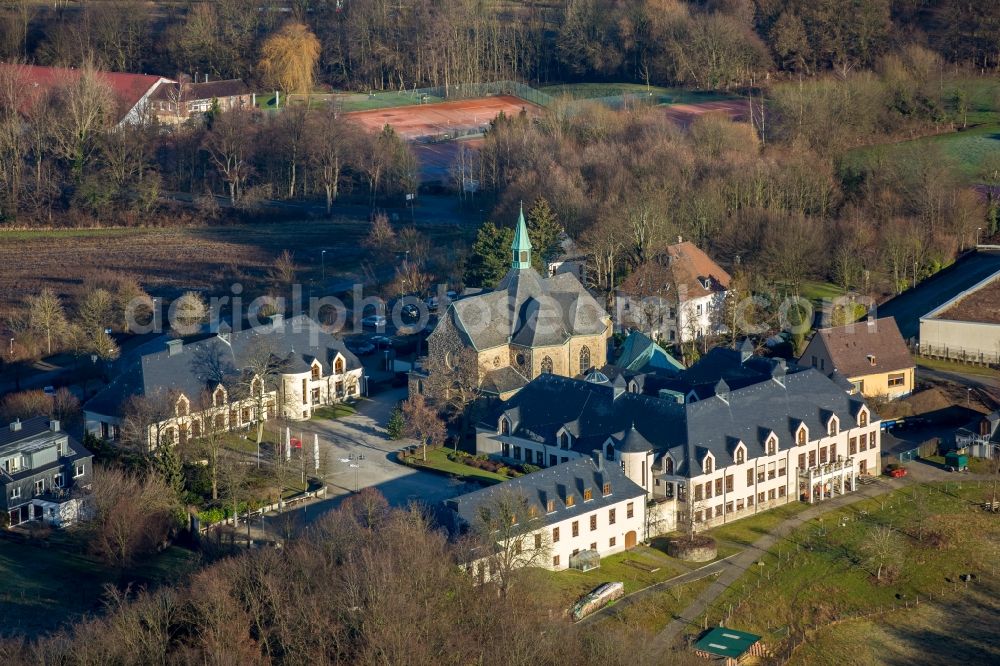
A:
281 388 476 526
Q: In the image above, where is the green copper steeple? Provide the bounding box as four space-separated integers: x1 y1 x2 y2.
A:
511 201 532 270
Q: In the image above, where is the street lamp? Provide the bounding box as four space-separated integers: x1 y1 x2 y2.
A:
347 452 365 492
976 227 983 247
321 250 327 282
8 337 13 357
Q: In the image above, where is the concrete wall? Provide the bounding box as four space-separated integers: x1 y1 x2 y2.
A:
919 318 1000 364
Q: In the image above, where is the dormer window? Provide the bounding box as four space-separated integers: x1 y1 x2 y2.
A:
797 426 807 446
766 436 777 456
602 482 611 496
703 456 713 474
867 354 876 366
605 442 615 461
499 417 511 436
176 395 189 417
583 488 593 502
546 499 556 513
559 431 571 449
664 455 675 474
565 494 575 508
311 362 321 380
859 410 868 428
335 357 345 374
213 386 225 407
735 447 745 465
828 416 839 437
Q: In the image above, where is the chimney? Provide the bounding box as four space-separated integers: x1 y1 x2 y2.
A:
49 419 60 433
10 418 21 432
167 339 183 356
270 313 285 332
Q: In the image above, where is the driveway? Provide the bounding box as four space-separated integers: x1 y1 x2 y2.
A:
277 388 476 526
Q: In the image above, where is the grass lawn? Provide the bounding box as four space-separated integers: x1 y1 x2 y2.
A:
538 82 736 106
915 356 1000 379
695 482 1000 655
702 501 811 547
0 534 199 638
921 454 992 475
799 280 844 303
311 403 357 420
336 90 447 113
591 574 717 634
407 447 509 484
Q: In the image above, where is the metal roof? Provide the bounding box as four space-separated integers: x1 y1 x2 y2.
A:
693 627 761 659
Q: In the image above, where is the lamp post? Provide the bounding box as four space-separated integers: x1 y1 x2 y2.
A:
976 227 983 247
321 250 327 282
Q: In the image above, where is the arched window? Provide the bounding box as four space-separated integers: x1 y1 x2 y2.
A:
605 442 615 461
312 363 321 380
704 457 713 474
797 427 807 446
500 418 510 435
540 356 553 374
176 396 189 417
664 456 674 475
580 346 591 373
828 417 838 437
859 410 868 427
735 447 745 464
559 432 570 449
767 437 777 456
335 358 345 374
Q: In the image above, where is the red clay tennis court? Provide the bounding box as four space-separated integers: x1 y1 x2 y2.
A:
346 95 540 141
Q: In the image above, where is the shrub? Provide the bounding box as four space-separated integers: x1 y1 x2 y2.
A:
521 464 541 474
198 507 226 526
386 406 405 440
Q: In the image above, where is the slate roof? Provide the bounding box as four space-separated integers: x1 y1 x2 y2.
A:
0 417 52 449
485 366 870 478
447 456 645 532
447 266 608 351
802 317 913 378
85 315 361 418
615 330 684 374
482 366 530 396
0 418 91 484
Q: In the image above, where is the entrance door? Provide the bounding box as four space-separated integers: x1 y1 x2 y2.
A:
859 459 868 476
625 530 637 549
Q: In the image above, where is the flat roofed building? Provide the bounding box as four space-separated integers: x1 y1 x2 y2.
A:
920 269 1000 365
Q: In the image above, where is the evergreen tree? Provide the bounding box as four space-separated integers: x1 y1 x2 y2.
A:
526 197 562 271
387 405 405 440
464 221 513 288
155 444 185 498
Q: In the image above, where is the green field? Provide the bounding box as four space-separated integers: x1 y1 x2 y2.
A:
697 482 1000 656
311 403 358 420
0 535 199 638
538 82 736 106
405 447 509 484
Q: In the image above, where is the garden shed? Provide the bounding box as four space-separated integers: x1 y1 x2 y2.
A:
569 549 600 572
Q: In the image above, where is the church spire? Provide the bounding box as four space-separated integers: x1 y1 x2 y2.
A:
511 201 532 270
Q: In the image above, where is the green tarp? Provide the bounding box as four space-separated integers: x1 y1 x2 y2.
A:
693 626 761 660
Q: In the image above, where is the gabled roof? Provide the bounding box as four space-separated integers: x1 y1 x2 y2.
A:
85 315 361 418
0 417 53 449
803 317 913 378
483 365 871 477
446 266 608 350
447 456 645 532
616 331 684 373
149 79 250 104
618 241 731 302
0 63 170 121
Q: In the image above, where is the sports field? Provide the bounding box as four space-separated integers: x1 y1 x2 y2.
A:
345 94 541 141
660 99 750 126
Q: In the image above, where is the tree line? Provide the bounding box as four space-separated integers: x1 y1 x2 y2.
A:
2 1 1000 93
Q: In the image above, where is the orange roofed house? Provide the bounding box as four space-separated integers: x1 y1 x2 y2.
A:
0 63 173 125
799 317 915 401
616 240 731 345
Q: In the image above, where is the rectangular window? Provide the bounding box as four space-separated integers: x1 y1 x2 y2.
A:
715 478 723 495
715 505 723 518
74 464 85 478
10 487 21 500
757 469 765 483
34 479 44 496
829 444 837 460
695 485 703 501
535 534 542 549
513 446 521 461
566 495 575 508
603 482 611 496
552 527 560 543
546 499 556 513
888 373 905 387
820 447 828 464
808 451 816 467
626 502 634 519
583 488 593 502
553 555 560 567
705 482 713 499
536 451 544 465
778 486 786 498
768 489 776 500
608 508 616 525
850 437 857 455
590 542 597 551
609 537 616 547
726 502 733 514
757 492 765 504
53 473 64 488
860 434 868 451
778 461 786 477
768 462 776 480
590 515 597 531
725 475 733 492
694 510 703 523
747 495 754 506
798 453 806 470
747 469 754 485
572 521 579 537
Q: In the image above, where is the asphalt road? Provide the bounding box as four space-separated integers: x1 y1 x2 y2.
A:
274 388 475 528
877 249 1000 340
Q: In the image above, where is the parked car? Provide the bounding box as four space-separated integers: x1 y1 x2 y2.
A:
361 314 386 328
43 386 56 397
885 464 907 478
401 303 420 320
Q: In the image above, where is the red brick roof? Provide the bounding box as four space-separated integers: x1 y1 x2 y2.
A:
806 317 914 378
619 241 731 301
0 63 169 119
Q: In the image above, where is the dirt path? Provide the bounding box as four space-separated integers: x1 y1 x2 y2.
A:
648 477 908 655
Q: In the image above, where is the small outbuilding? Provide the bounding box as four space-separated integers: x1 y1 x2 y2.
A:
693 627 766 665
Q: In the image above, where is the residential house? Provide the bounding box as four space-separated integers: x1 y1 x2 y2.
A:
955 410 1000 459
414 207 611 400
2 418 93 528
616 240 731 345
799 316 915 400
546 232 588 284
84 315 363 449
0 63 172 125
150 78 253 123
445 455 647 573
477 360 881 534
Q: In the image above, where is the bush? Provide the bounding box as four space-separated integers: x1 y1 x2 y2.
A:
521 464 541 474
198 507 226 526
386 406 405 440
